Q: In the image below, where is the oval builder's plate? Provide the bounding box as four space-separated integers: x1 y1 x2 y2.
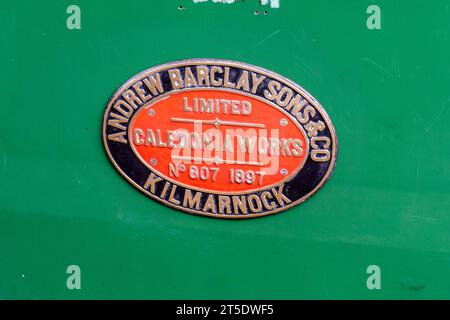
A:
103 59 337 218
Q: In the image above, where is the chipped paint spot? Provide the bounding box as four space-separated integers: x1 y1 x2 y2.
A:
192 0 237 4
261 0 280 8
192 0 280 8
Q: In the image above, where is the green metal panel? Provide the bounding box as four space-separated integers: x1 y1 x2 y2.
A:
0 0 449 299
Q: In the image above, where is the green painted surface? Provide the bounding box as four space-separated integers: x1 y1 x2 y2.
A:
1 0 449 299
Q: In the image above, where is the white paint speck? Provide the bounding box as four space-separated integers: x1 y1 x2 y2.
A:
194 0 276 4
270 0 280 8
261 0 280 8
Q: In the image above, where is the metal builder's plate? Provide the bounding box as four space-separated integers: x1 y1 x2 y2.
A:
103 59 337 218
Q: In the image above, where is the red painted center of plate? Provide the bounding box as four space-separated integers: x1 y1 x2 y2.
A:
129 89 308 193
